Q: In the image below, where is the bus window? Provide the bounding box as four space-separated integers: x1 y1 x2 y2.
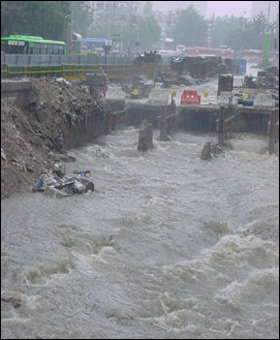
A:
33 43 40 55
47 44 53 54
58 45 64 55
3 41 26 54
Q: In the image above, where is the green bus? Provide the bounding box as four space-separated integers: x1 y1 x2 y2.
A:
1 35 66 55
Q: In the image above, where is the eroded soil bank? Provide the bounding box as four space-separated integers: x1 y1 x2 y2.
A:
1 78 109 198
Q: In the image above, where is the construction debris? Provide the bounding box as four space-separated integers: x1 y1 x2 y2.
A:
1 77 107 198
170 56 236 79
244 66 279 89
256 66 279 89
133 51 162 66
1 148 6 160
32 165 94 197
157 71 198 87
201 141 223 160
122 75 154 98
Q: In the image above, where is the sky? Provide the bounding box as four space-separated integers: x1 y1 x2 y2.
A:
207 1 251 18
152 1 252 18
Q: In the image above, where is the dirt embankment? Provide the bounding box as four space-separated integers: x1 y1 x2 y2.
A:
1 77 108 199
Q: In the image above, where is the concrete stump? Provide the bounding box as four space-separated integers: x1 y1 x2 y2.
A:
218 74 233 96
138 120 153 152
201 142 212 160
159 115 170 141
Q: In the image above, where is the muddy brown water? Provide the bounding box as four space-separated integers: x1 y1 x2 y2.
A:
1 127 278 339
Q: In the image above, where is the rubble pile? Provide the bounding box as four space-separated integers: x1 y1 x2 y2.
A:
122 75 154 98
170 56 237 79
1 77 107 198
33 166 95 198
256 67 279 89
201 141 223 160
133 51 162 66
244 66 279 90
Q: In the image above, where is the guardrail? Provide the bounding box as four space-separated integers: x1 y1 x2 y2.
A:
1 64 137 81
1 61 171 82
1 52 132 66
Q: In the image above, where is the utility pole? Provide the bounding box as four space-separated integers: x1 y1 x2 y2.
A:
129 1 132 58
66 17 72 55
275 10 279 67
263 27 271 64
107 2 111 41
206 21 212 47
120 23 123 55
136 14 139 54
268 1 271 21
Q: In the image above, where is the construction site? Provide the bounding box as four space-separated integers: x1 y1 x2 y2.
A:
1 3 279 340
1 53 279 198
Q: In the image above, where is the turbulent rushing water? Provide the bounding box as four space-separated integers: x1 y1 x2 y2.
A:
1 128 279 339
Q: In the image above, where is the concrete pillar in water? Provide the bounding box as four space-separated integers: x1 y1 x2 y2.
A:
201 142 212 160
138 120 153 152
268 112 279 154
217 106 225 146
159 109 170 142
159 101 177 141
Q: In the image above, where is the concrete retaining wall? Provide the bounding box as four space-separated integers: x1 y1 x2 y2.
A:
63 113 109 149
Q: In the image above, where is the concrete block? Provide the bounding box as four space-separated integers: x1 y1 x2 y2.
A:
254 93 275 107
148 89 171 105
105 86 126 100
217 91 238 106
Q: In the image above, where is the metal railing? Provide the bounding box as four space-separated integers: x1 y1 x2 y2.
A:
1 52 132 66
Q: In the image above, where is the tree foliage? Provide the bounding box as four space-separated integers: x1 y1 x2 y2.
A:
138 16 161 50
88 14 161 54
70 1 92 37
142 1 153 17
1 1 273 55
1 1 70 40
211 13 270 52
172 6 208 46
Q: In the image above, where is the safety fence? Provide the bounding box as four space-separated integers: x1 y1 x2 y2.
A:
1 62 171 82
1 64 136 81
1 53 132 67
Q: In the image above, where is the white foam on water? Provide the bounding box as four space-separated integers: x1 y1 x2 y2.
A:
2 123 278 339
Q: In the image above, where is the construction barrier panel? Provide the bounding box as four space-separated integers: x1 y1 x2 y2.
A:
181 90 201 105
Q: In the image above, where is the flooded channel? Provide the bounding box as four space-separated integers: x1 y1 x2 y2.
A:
1 128 279 339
